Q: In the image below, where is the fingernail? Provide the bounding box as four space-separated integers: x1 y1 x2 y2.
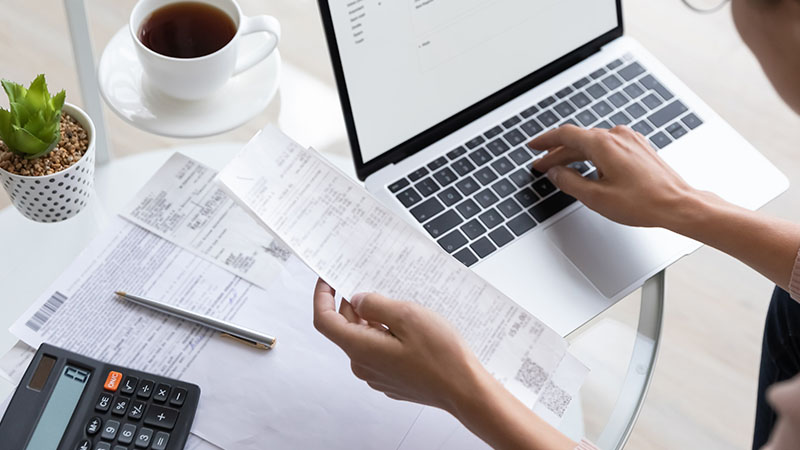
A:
350 293 365 309
546 168 559 183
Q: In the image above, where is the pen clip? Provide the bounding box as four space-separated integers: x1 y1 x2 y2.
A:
220 333 274 350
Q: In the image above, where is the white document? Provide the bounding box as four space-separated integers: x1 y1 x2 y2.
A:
217 125 588 422
121 153 291 289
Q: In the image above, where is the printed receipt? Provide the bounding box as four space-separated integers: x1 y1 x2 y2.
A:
217 125 588 421
121 153 291 289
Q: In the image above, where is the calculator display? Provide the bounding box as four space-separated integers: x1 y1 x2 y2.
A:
25 365 91 450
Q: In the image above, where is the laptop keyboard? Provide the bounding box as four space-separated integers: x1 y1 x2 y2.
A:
388 54 704 267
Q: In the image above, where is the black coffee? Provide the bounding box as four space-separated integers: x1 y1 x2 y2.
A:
139 2 237 58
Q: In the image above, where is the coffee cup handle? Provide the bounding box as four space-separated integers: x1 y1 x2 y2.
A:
233 15 281 76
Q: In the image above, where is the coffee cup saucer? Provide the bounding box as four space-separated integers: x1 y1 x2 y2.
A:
98 26 280 138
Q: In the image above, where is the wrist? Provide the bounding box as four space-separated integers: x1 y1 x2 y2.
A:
661 187 727 238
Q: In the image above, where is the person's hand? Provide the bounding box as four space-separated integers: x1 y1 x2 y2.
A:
529 124 705 228
312 279 487 415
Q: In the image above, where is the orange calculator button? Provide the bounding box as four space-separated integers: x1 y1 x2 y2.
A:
104 371 123 391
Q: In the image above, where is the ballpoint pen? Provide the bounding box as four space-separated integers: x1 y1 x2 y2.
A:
114 291 276 350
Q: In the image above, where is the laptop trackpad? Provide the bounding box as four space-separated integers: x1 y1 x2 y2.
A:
545 207 670 298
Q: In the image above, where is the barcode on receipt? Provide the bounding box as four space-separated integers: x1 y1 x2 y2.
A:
25 291 67 332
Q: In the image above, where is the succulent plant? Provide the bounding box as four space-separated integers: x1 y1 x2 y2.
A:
0 75 65 159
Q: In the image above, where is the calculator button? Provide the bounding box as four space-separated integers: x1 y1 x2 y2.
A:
101 419 120 440
86 416 102 435
144 404 179 430
169 387 187 407
112 397 129 416
118 423 137 445
151 431 170 450
134 428 153 448
75 439 91 450
94 443 111 450
136 379 155 399
128 400 146 421
96 393 113 412
113 446 128 450
120 376 138 395
153 383 170 403
104 371 123 392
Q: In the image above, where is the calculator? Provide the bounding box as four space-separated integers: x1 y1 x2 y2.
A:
0 343 200 450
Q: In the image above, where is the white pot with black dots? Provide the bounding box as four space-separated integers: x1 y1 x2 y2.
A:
0 103 96 223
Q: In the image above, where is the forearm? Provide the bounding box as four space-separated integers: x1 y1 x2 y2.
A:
668 190 800 292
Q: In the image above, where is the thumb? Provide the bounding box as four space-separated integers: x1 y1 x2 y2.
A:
350 292 410 331
546 166 597 201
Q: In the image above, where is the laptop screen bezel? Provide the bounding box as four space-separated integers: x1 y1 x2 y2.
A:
317 1 624 181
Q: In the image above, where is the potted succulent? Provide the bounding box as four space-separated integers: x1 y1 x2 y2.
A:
0 75 95 223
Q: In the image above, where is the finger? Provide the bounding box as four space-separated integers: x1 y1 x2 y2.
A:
339 299 361 324
350 292 413 333
528 125 598 158
532 146 587 173
313 279 363 347
546 166 601 202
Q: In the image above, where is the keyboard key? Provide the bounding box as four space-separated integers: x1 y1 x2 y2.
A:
507 213 537 236
479 208 504 229
502 115 522 128
475 189 500 208
484 126 503 139
509 168 534 187
555 86 574 98
532 178 557 197
609 111 631 125
96 393 113 412
438 230 468 253
666 122 688 139
112 396 129 416
521 119 544 137
461 219 487 240
568 161 591 174
469 148 492 166
576 109 598 127
424 210 463 238
560 119 577 127
491 157 514 176
497 198 522 218
649 131 671 149
591 100 613 117
554 101 576 118
453 248 478 267
488 226 514 247
632 121 654 135
607 58 623 70
572 77 590 89
438 187 463 206
410 197 445 222
625 102 647 119
529 191 577 222
514 187 539 207
509 148 533 165
589 68 607 79
102 419 120 440
396 188 422 207
569 92 591 108
465 136 486 149
427 157 447 171
601 74 623 90
618 62 645 81
641 93 663 110
608 92 630 108
504 129 526 146
623 82 645 99
408 167 429 182
447 146 467 160
77 439 92 450
475 167 498 185
486 138 511 156
537 111 559 127
456 199 480 218
595 120 613 129
153 384 170 403
648 100 688 128
152 431 170 450
640 74 674 100
681 113 703 130
415 177 440 197
433 167 457 187
136 380 155 399
388 178 409 193
470 237 497 259
520 105 539 118
128 400 146 420
586 83 608 99
455 177 480 196
145 404 179 430
87 417 102 436
119 423 137 445
135 428 154 448
491 179 516 198
452 157 476 176
538 96 556 108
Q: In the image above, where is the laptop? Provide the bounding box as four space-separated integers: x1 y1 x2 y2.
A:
316 0 789 336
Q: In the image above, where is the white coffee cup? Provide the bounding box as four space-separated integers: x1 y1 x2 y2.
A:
129 0 281 100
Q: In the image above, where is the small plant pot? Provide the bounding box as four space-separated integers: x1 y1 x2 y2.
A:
0 103 96 223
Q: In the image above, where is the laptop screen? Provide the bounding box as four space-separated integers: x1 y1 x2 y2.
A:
325 0 619 169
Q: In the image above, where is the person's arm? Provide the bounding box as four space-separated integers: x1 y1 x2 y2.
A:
529 125 800 293
312 279 577 450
